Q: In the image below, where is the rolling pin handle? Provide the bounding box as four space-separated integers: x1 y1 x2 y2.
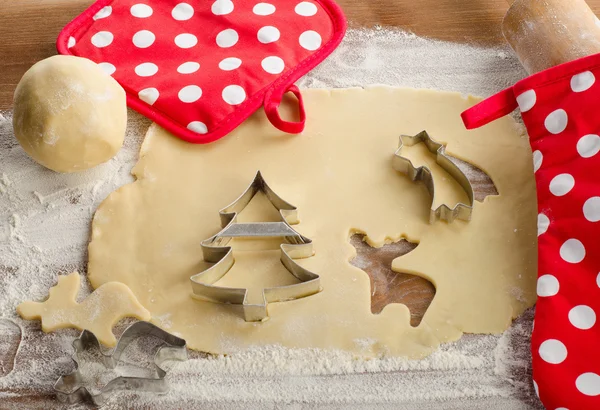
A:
503 0 600 74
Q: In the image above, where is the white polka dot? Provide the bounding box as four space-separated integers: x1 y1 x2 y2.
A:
577 134 600 158
555 408 569 410
257 26 280 44
295 1 318 16
516 90 536 112
177 62 200 74
178 85 202 103
597 272 600 288
135 63 158 77
172 3 194 20
91 31 114 48
583 197 600 222
560 239 585 264
261 56 285 74
138 88 159 105
538 339 567 364
222 85 246 105
533 380 539 398
187 121 208 134
212 0 233 15
576 373 600 396
299 30 322 51
218 57 242 71
131 4 153 18
253 3 276 15
537 274 559 297
549 173 575 196
93 6 112 20
537 213 550 236
216 29 239 48
533 150 543 173
132 30 155 48
569 305 596 330
544 109 568 134
98 62 116 76
67 36 76 48
571 71 596 92
175 33 198 49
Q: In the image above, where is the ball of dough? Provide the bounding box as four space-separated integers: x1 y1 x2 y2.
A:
13 55 127 173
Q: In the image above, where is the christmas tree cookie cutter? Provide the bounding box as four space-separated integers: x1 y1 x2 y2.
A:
393 131 474 224
190 171 321 322
54 321 187 405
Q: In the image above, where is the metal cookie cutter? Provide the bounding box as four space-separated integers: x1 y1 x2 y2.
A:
190 171 321 322
54 321 187 405
393 131 474 224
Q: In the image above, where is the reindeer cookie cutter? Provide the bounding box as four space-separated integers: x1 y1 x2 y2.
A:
54 321 187 405
190 171 321 322
393 131 475 224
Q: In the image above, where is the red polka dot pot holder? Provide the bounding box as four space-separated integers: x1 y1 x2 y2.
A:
463 55 600 410
57 0 346 143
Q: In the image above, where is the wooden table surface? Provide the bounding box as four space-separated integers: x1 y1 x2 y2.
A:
0 0 599 110
0 1 594 408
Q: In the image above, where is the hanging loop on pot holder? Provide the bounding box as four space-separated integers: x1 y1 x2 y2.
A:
264 84 306 134
461 87 518 130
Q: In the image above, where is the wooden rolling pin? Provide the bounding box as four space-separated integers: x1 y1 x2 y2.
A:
503 0 600 74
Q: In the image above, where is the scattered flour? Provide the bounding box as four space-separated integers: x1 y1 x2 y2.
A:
0 29 539 409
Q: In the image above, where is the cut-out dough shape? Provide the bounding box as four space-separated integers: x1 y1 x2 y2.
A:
17 272 151 347
88 87 537 358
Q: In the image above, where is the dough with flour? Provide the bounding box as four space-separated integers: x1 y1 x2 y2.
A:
88 87 537 358
17 272 150 347
12 55 126 173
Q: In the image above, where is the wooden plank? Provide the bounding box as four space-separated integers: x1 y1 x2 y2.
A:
3 0 600 109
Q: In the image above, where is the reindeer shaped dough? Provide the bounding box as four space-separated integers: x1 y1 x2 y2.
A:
17 272 151 346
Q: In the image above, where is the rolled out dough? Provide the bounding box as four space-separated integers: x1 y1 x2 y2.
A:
88 87 537 358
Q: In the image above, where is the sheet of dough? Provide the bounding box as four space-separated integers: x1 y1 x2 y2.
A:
88 87 537 358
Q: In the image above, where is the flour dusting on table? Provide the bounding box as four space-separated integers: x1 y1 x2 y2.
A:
0 29 540 409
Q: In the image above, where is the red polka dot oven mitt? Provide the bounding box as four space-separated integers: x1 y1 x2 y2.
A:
57 0 346 143
462 55 600 410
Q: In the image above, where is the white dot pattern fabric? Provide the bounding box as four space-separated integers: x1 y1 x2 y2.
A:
219 57 242 71
299 30 322 50
538 339 568 364
257 26 280 44
488 54 600 410
178 85 203 103
216 29 239 48
91 31 114 48
59 0 345 144
253 3 276 15
460 41 600 409
517 89 536 112
212 0 234 15
139 87 159 105
133 30 155 48
130 4 153 18
222 85 246 105
177 62 200 74
98 62 116 76
175 33 198 49
172 3 194 21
